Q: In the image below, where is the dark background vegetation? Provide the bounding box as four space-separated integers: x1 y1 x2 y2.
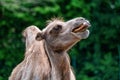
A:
0 0 119 80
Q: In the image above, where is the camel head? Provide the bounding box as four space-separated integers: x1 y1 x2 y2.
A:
36 17 91 52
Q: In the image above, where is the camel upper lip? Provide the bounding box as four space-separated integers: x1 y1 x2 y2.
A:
72 22 90 33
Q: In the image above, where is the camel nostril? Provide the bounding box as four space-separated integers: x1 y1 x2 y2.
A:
80 18 84 20
76 18 85 21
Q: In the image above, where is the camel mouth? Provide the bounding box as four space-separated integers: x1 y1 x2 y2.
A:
72 22 90 33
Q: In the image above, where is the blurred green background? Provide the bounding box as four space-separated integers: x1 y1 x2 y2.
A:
0 0 119 80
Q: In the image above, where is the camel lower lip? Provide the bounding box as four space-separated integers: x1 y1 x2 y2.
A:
72 24 88 33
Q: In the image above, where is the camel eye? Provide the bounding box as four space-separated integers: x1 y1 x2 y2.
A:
53 24 62 31
50 24 62 35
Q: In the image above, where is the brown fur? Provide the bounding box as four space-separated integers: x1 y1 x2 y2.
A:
9 17 90 80
9 26 51 80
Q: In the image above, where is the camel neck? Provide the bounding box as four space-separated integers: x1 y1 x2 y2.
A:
44 40 70 80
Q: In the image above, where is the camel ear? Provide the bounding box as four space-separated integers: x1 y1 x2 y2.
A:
36 32 44 41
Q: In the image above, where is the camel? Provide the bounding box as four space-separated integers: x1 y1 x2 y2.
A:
9 17 91 80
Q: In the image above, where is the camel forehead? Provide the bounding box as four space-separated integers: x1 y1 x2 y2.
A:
47 17 64 24
48 20 65 27
43 20 65 32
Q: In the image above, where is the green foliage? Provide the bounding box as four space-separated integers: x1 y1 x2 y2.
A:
0 0 119 80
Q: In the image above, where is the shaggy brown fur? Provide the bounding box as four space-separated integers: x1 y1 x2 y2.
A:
9 17 90 80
